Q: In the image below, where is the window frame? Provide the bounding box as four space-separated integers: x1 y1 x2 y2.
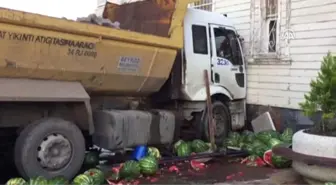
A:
191 24 209 55
212 27 243 66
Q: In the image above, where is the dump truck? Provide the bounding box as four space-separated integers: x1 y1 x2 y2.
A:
0 0 246 180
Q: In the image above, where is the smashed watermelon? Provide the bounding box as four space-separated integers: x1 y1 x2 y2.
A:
263 150 274 167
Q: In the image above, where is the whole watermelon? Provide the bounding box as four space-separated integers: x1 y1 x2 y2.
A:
6 178 26 185
84 151 100 167
84 168 105 184
245 145 254 155
72 174 94 185
173 140 185 152
251 139 267 149
176 142 192 157
267 138 283 148
28 176 48 185
191 139 209 153
241 130 255 143
147 147 161 159
279 128 293 143
271 154 292 168
48 176 69 185
228 132 241 141
119 160 141 180
255 131 274 144
139 156 159 175
252 146 268 157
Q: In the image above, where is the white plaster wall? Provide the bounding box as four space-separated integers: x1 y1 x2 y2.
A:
215 0 336 109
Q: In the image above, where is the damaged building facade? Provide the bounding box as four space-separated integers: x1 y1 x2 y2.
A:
192 0 336 130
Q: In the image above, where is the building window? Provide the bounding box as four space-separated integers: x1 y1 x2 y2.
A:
189 0 213 12
266 0 278 53
192 25 208 54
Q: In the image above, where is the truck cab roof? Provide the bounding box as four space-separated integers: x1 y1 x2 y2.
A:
185 8 235 29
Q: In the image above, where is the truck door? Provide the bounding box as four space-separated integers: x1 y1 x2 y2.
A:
209 25 246 99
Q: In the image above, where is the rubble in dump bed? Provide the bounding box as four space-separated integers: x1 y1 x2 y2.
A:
76 14 121 29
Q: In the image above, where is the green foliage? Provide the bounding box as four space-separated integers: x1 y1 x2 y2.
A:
299 52 336 131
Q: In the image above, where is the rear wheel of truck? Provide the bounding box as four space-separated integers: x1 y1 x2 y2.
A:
203 101 231 145
14 118 85 180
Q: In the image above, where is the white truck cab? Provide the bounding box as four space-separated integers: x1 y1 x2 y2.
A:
180 8 246 137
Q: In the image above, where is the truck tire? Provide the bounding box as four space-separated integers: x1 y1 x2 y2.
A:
14 118 85 180
203 101 231 145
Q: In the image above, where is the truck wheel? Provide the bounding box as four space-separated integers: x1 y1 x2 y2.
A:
14 118 85 180
203 101 231 144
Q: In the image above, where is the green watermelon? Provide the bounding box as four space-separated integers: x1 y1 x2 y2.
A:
84 168 105 184
251 139 267 148
147 147 161 159
139 156 159 175
173 140 185 151
244 144 254 155
27 176 48 185
191 139 210 153
228 132 241 141
84 151 100 167
176 142 192 157
271 154 292 168
255 131 274 144
48 176 69 185
119 160 141 180
267 130 280 139
72 174 94 185
279 128 293 143
241 131 255 143
6 178 26 185
267 138 283 148
252 146 268 157
325 182 336 185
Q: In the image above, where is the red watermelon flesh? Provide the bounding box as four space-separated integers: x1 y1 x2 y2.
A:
263 149 274 167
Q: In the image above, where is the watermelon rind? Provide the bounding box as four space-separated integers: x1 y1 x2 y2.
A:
263 149 274 167
139 156 159 175
84 168 105 185
6 177 26 185
28 176 48 185
72 174 94 185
